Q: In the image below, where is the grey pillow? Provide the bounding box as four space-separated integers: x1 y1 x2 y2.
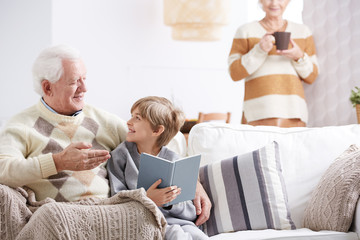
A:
303 144 360 232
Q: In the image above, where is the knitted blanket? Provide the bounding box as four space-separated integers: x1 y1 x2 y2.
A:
0 184 166 240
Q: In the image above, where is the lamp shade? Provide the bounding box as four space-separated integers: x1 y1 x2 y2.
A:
164 0 231 41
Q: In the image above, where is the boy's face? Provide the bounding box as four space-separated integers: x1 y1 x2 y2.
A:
126 107 155 144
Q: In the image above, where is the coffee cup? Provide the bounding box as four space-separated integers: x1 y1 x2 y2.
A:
273 31 291 50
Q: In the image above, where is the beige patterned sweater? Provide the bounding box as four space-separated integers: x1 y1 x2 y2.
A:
0 100 127 202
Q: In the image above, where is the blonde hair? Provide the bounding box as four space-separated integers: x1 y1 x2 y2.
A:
131 96 185 147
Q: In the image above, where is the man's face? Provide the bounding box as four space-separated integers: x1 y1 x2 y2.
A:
45 59 87 115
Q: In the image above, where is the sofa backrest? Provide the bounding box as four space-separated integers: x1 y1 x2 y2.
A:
188 123 360 228
167 131 187 157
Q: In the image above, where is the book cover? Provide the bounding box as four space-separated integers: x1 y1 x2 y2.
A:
137 153 201 207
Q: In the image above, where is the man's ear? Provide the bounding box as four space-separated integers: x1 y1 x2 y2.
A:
153 125 165 136
41 80 52 96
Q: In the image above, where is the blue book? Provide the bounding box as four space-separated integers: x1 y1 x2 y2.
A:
137 153 201 207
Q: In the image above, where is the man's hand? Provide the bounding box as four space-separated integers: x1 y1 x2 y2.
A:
146 179 181 207
53 142 110 172
194 180 211 226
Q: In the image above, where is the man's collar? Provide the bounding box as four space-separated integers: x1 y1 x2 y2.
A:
41 98 82 116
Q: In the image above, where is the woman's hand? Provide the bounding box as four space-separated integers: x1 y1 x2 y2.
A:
259 33 275 53
146 179 181 207
277 39 304 61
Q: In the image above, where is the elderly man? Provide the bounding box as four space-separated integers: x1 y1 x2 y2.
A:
0 45 210 239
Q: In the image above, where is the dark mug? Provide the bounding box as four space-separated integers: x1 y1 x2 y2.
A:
273 31 291 50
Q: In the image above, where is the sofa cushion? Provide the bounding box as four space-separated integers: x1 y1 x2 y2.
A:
303 144 360 232
199 141 295 237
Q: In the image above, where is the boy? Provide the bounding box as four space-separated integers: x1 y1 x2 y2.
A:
107 96 209 240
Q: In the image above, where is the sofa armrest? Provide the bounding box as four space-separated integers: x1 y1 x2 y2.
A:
350 199 360 236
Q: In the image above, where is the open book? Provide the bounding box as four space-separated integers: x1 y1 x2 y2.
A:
137 153 201 207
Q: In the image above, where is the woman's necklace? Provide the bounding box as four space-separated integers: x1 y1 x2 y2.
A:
260 19 287 32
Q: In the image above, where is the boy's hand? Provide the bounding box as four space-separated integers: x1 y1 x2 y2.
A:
146 179 181 207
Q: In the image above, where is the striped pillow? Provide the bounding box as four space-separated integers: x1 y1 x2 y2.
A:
199 141 295 236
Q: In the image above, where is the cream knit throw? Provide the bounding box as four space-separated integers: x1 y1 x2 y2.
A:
0 185 32 240
0 185 166 240
303 144 360 232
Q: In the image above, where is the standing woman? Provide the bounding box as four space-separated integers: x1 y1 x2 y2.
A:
228 0 319 127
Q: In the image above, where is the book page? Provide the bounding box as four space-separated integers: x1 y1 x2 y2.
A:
137 154 174 190
167 155 201 205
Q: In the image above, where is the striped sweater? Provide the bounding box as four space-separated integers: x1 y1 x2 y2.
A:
228 21 319 123
0 100 127 201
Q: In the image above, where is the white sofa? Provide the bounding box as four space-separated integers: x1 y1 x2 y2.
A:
3 118 360 240
187 122 360 240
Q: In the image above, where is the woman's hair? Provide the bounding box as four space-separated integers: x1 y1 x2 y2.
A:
131 96 185 147
32 45 81 96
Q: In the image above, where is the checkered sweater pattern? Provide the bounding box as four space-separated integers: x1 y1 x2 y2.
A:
0 100 127 202
228 21 319 123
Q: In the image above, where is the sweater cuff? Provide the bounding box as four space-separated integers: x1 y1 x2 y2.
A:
253 43 269 58
38 153 58 178
241 43 268 74
292 52 309 65
291 53 313 78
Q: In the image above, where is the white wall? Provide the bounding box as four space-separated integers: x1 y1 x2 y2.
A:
0 0 304 125
0 0 52 120
0 0 247 123
50 0 248 122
